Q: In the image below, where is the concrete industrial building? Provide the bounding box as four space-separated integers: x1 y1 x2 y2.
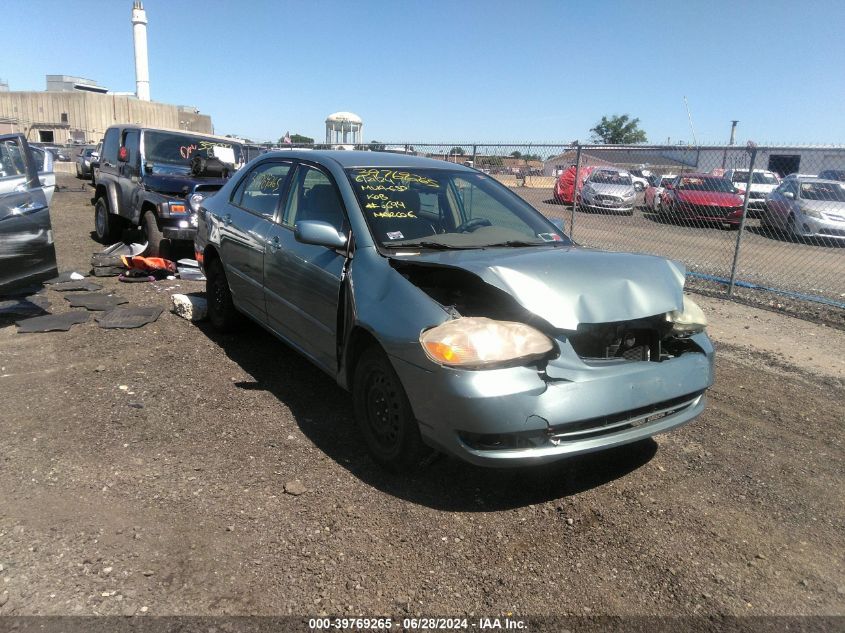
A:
0 1 211 143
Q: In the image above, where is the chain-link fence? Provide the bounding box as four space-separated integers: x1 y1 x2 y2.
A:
242 141 845 308
366 142 844 309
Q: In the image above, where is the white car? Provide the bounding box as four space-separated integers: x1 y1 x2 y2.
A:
724 169 780 217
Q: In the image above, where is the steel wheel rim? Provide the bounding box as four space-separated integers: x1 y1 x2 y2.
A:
364 370 401 451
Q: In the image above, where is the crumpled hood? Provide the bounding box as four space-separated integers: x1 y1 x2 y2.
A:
395 247 686 330
142 173 227 197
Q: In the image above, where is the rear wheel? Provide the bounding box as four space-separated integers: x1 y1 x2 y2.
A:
94 197 121 244
206 258 238 332
141 210 168 258
353 346 430 473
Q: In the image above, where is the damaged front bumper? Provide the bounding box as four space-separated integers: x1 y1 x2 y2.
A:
390 332 714 467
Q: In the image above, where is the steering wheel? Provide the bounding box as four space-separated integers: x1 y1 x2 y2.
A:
454 217 492 233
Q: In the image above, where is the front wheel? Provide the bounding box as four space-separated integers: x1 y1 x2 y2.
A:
353 346 430 473
141 210 168 258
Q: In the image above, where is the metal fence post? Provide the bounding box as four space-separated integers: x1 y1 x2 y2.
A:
472 144 477 168
569 143 583 239
728 143 758 296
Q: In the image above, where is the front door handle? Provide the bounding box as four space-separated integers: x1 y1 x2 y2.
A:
268 235 281 251
223 213 232 226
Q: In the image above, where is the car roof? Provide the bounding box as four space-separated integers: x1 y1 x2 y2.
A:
258 150 477 171
792 176 841 184
106 124 242 145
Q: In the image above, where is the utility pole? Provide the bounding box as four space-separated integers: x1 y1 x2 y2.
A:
722 120 740 169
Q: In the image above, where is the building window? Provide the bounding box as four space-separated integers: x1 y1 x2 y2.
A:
60 113 68 124
39 130 54 143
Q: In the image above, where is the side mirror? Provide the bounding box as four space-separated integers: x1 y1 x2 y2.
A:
144 161 154 174
118 146 129 162
783 191 795 199
294 220 347 250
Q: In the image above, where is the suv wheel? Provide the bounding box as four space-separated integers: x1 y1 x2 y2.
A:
352 346 430 473
141 210 168 258
206 258 238 332
94 197 120 244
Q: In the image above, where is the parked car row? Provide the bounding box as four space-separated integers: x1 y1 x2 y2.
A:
551 165 845 242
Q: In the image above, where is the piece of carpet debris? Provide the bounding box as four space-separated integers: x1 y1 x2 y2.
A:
95 306 163 329
50 280 103 292
65 293 129 311
16 311 89 333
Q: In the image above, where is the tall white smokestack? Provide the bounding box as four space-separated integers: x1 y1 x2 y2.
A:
131 0 150 101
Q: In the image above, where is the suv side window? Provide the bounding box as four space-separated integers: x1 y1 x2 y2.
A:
102 128 119 164
122 130 140 174
281 165 347 232
234 161 292 218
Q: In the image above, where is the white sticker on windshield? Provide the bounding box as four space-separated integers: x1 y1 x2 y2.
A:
386 231 404 240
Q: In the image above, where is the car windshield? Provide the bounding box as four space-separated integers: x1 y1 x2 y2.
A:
346 167 570 249
590 171 632 185
678 177 735 192
143 131 244 172
799 182 845 202
731 171 778 185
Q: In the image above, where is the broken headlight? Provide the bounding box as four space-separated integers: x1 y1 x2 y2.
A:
665 296 707 335
420 317 554 369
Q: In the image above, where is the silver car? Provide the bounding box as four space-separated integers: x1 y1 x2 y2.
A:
0 134 58 293
764 176 845 241
75 146 98 178
195 151 713 471
579 168 638 214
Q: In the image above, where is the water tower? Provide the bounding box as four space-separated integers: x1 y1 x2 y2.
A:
325 112 363 146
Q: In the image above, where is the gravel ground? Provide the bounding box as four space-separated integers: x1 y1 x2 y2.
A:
0 176 843 618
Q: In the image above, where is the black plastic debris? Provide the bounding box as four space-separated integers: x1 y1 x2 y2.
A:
16 311 89 333
95 306 163 329
65 293 129 311
51 280 103 292
0 295 51 317
45 271 87 284
118 270 156 283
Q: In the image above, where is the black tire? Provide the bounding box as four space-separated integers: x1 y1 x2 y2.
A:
141 210 168 258
94 197 120 244
206 258 238 332
352 346 430 473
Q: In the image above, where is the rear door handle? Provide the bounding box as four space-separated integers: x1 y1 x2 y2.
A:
223 213 232 226
268 235 281 251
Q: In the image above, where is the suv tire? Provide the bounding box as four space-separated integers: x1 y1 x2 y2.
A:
94 197 121 244
142 210 168 258
352 346 430 473
206 258 238 332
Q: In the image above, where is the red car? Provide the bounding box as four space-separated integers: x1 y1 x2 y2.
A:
659 174 745 228
552 165 594 204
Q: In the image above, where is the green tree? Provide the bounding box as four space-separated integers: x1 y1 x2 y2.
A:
589 115 647 144
449 146 466 156
510 151 522 159
368 140 386 151
286 133 314 144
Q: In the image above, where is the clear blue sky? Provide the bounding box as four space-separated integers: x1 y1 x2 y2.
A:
4 0 844 145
